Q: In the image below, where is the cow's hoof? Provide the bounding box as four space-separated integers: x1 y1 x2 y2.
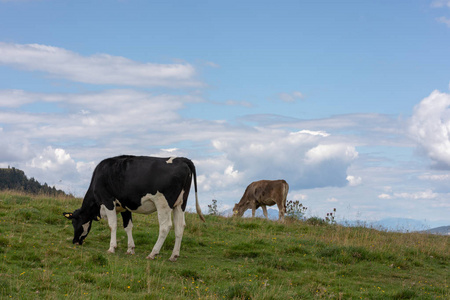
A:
126 249 135 255
146 253 157 260
107 248 115 254
169 256 178 262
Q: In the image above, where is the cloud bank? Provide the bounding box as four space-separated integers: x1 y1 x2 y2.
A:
0 86 358 196
409 90 450 169
0 43 201 87
211 129 358 190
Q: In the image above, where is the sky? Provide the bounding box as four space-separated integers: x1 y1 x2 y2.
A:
0 0 450 227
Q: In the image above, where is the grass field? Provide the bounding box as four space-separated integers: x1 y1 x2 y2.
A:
0 191 448 299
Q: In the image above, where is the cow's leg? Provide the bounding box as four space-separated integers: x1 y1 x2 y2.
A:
121 211 135 255
147 193 173 260
170 205 186 262
252 204 256 218
261 205 269 219
277 202 286 223
279 183 288 223
101 204 119 253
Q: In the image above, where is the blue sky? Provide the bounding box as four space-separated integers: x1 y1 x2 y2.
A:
1 0 450 227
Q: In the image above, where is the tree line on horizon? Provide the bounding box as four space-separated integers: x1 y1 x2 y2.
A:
0 167 72 197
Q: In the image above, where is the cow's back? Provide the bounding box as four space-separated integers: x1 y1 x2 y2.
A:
91 156 191 208
253 180 288 206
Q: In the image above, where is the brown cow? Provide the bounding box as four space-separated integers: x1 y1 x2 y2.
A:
233 180 289 222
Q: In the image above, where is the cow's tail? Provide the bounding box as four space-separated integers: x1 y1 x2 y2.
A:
184 158 205 222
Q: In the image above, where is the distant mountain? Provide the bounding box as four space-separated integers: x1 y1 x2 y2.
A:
370 218 429 232
422 226 450 236
218 208 449 234
344 218 450 234
221 207 280 219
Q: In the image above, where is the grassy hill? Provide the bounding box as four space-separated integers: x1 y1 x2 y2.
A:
0 191 448 299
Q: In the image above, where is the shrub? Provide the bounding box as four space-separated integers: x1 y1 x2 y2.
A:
208 199 220 216
285 200 307 220
306 217 326 226
325 208 337 224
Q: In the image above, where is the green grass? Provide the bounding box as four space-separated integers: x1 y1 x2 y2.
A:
0 191 448 299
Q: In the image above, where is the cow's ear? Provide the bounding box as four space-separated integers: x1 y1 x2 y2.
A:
63 212 74 219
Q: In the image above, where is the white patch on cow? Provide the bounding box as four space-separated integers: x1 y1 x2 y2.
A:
80 221 91 238
166 156 176 164
126 194 158 214
100 204 108 219
170 204 186 261
124 219 135 255
174 189 185 207
100 205 119 253
146 192 176 260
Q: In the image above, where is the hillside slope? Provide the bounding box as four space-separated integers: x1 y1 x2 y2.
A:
0 192 448 299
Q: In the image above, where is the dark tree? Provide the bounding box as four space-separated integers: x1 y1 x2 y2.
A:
0 167 72 197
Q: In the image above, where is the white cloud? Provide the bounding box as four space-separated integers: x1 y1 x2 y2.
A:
431 0 450 8
20 146 91 194
204 61 220 68
0 89 203 151
28 146 75 171
76 161 96 175
0 129 32 162
408 90 450 169
305 144 358 165
211 129 358 190
395 190 438 199
278 91 304 102
225 100 253 107
0 43 201 87
378 189 438 200
346 175 362 186
245 113 409 150
0 89 39 107
436 16 450 27
161 148 179 153
419 173 450 181
430 200 450 208
295 130 330 137
196 157 244 192
383 186 393 193
291 192 308 201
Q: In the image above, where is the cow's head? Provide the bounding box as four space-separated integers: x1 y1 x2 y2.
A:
232 202 246 217
63 209 100 245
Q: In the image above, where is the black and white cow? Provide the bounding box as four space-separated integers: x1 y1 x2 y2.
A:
63 155 205 262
